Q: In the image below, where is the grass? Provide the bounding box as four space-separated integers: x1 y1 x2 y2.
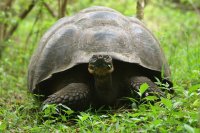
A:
0 0 200 132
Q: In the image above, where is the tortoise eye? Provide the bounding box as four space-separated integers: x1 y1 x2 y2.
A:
107 64 112 69
89 65 95 70
105 56 112 62
90 56 97 63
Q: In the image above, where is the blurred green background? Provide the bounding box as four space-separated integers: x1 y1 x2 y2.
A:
0 0 199 132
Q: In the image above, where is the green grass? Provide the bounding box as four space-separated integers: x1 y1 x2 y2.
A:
0 0 200 132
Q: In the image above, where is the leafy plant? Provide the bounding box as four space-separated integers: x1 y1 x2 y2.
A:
0 0 199 132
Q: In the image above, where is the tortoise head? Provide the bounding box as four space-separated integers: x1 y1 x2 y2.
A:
88 55 114 76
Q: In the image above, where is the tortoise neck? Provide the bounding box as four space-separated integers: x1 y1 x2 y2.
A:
94 73 113 92
93 73 119 104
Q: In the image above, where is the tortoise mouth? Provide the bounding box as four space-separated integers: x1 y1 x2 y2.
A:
88 55 114 75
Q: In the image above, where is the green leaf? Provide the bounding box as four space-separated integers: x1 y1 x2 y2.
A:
144 96 158 101
152 119 162 126
189 84 200 93
192 99 200 107
131 102 137 109
77 113 90 122
138 83 149 97
0 121 7 131
58 103 74 115
161 98 172 109
184 124 195 133
61 115 67 121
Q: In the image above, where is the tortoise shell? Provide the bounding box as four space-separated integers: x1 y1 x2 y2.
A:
28 6 171 93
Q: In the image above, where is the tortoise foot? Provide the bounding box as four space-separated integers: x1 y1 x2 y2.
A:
43 83 90 110
130 76 165 99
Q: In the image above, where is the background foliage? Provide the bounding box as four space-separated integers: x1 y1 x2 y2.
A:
0 0 200 132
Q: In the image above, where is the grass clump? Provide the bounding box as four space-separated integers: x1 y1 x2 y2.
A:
0 0 199 132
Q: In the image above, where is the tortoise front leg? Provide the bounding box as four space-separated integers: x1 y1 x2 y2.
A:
43 83 90 110
129 76 165 99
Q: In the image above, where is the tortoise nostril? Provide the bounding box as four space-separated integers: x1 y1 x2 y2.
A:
98 55 103 58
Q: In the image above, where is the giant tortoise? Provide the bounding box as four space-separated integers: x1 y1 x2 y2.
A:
28 6 173 110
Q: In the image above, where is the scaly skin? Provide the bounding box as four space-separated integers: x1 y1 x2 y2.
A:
43 83 90 110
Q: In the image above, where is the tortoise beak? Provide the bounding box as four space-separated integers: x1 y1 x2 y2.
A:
95 58 107 67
